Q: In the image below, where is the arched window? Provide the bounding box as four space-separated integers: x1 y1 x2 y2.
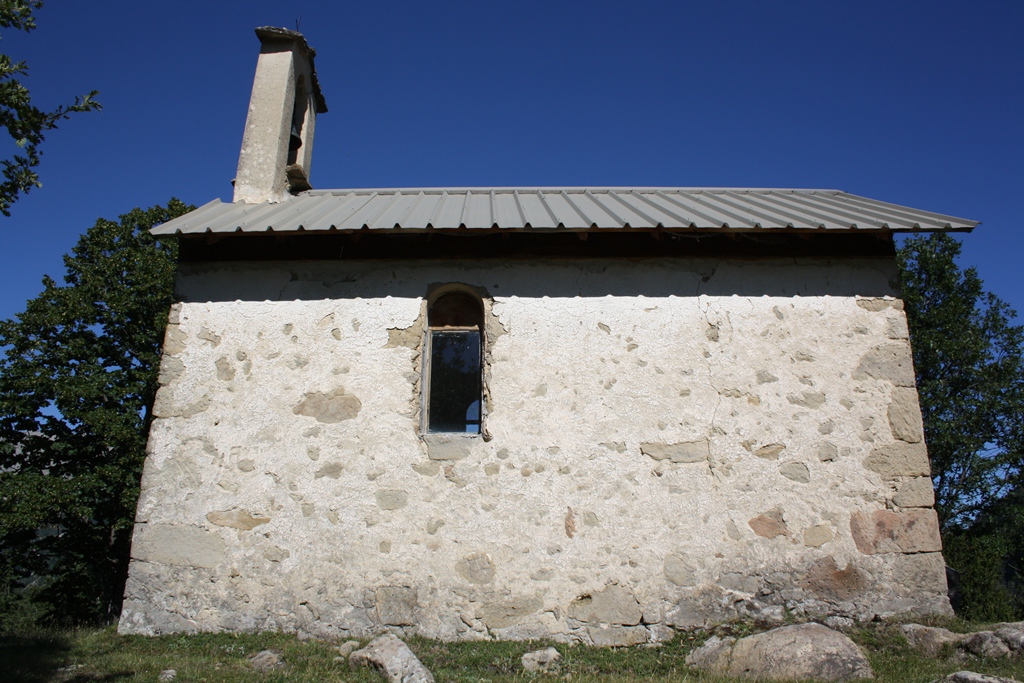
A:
425 291 483 434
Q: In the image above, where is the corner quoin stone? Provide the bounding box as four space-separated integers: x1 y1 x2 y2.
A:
132 524 225 568
854 344 917 387
863 442 931 477
887 386 925 443
893 477 936 508
850 508 942 554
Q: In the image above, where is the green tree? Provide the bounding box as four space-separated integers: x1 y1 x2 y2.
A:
0 0 100 216
897 232 1024 619
0 200 191 628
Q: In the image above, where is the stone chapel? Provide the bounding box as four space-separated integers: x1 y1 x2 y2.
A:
118 27 976 643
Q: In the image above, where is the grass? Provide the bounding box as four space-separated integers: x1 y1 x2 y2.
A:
2 620 1023 683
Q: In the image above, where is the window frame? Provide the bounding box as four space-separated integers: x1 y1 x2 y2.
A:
420 289 486 435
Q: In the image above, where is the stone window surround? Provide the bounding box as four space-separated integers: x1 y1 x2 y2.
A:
420 284 487 437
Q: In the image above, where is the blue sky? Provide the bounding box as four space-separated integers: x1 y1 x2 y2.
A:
0 1 1021 323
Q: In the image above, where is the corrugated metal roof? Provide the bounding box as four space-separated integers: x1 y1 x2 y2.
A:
152 188 978 235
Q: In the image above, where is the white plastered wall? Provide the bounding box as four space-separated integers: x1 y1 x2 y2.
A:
119 256 949 642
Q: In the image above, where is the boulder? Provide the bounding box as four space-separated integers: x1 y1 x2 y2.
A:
521 647 561 672
963 631 1012 659
686 623 873 682
249 650 286 672
994 625 1024 652
901 624 965 657
350 634 435 683
931 673 1020 683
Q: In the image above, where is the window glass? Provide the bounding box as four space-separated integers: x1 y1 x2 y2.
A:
427 330 481 433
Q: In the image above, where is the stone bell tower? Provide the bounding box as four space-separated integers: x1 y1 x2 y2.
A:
233 27 328 204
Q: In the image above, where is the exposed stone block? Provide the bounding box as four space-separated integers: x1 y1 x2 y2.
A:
863 442 931 477
640 439 709 463
754 443 786 460
749 509 789 538
315 462 343 479
787 391 826 409
197 327 222 346
892 551 949 595
424 434 471 461
854 344 916 387
205 509 270 530
411 461 440 476
478 595 543 629
263 545 290 562
292 387 361 423
158 357 185 385
152 390 212 419
663 554 695 586
856 298 893 312
886 316 909 340
850 509 942 554
887 387 924 443
568 584 642 625
893 477 936 508
375 586 418 626
214 356 235 381
133 524 225 568
375 489 408 510
588 624 649 647
385 322 423 349
455 553 495 584
803 556 866 600
780 462 810 483
162 324 187 355
803 525 834 547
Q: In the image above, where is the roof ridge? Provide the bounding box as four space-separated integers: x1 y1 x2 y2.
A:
305 187 844 195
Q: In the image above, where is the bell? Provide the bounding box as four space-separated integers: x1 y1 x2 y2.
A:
289 123 302 151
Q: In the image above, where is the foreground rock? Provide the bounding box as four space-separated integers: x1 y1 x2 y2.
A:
995 625 1024 652
930 673 1020 683
350 634 435 683
249 649 286 672
902 622 1024 659
963 632 1012 658
522 647 561 672
686 623 873 682
901 624 966 657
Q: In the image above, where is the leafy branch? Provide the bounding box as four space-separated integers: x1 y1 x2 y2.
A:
0 0 100 216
